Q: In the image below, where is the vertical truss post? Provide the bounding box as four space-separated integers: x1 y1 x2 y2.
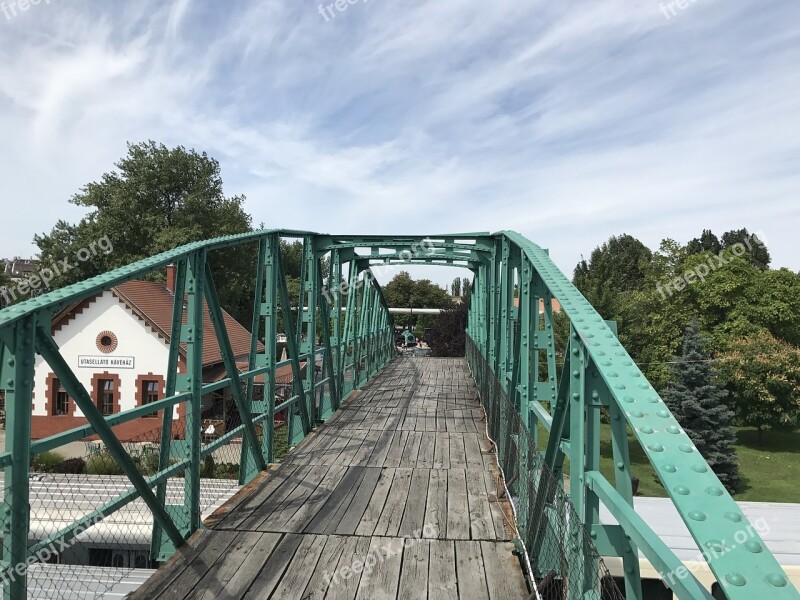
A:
244 239 268 470
498 238 513 391
341 261 358 396
182 250 206 534
330 250 343 410
517 253 533 433
488 242 501 374
566 326 587 599
152 259 187 560
260 235 279 462
299 236 319 423
0 316 35 600
316 266 338 419
532 274 558 412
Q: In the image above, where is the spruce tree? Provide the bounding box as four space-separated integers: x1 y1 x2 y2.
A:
662 320 740 492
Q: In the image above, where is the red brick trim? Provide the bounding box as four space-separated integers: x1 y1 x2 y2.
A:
51 294 101 334
135 373 165 419
89 372 121 416
44 372 74 417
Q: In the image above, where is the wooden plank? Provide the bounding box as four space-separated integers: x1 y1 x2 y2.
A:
183 532 281 600
417 431 436 468
484 468 511 541
300 535 349 600
351 429 381 466
129 529 214 599
325 535 372 600
241 533 305 600
238 465 312 530
428 540 457 600
355 537 404 600
355 467 396 537
397 538 429 600
305 466 365 534
154 530 240 600
446 469 470 540
201 532 283 600
400 431 423 466
334 467 383 535
215 464 298 530
254 464 330 531
424 468 447 539
463 433 484 469
383 430 409 468
449 432 467 467
368 429 395 467
466 469 496 540
269 534 328 599
455 540 491 600
433 433 450 469
399 469 430 537
282 465 347 533
480 541 529 599
373 467 413 537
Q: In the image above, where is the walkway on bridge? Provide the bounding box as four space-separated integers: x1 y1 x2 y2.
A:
130 357 529 600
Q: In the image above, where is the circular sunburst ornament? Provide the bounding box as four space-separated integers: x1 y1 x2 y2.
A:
96 331 118 353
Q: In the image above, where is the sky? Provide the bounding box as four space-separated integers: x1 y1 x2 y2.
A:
0 0 798 289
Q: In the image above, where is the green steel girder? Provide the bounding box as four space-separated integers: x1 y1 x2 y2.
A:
0 229 795 600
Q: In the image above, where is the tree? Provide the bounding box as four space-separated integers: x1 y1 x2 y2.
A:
451 277 462 297
430 304 469 357
0 267 12 308
382 271 452 327
721 228 770 270
573 234 652 318
662 320 740 492
686 229 722 256
716 330 800 442
34 141 255 323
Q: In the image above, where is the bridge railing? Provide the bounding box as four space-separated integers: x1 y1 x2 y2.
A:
465 231 799 600
0 230 396 599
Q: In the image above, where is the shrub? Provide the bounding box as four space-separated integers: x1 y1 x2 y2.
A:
86 453 124 475
32 451 67 473
53 457 86 474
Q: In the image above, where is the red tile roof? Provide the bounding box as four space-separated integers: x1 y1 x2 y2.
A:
112 280 263 367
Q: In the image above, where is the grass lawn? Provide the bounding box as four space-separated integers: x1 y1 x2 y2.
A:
597 426 800 502
539 422 799 502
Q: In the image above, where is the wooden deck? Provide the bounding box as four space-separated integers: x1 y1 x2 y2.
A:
131 357 529 600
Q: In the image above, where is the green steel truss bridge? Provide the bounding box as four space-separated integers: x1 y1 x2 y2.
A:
0 230 796 600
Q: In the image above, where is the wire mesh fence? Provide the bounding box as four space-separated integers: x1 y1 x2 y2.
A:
466 336 625 600
1 400 297 599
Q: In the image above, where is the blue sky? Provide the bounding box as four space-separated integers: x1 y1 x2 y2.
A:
0 0 798 287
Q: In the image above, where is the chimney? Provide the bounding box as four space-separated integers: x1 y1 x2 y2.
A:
166 264 176 293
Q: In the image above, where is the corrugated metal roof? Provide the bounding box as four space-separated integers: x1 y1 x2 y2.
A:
600 497 800 566
27 564 156 599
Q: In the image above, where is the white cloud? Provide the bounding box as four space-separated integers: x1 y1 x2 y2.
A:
0 0 797 285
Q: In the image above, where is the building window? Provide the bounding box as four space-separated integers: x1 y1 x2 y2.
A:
95 331 118 354
52 378 70 416
142 380 159 418
97 379 115 415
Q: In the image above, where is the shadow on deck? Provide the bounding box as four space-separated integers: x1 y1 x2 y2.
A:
130 357 529 600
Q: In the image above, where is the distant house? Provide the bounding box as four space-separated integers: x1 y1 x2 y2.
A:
2 257 39 282
19 266 295 442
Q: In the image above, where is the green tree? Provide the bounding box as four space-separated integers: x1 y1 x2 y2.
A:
451 277 462 297
35 141 255 323
573 234 652 318
662 320 740 492
0 267 13 308
717 330 800 442
430 304 468 357
721 228 770 270
686 229 721 256
382 271 452 327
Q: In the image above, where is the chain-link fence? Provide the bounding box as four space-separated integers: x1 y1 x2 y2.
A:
466 336 625 600
0 401 297 599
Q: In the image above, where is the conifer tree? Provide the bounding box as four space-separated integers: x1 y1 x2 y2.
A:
663 320 740 492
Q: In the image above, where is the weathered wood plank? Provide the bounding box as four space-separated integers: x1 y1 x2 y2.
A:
397 538 429 600
355 467 396 537
373 467 413 537
446 469 470 540
355 537 404 600
241 533 305 600
269 534 328 599
428 540 458 600
481 541 529 599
